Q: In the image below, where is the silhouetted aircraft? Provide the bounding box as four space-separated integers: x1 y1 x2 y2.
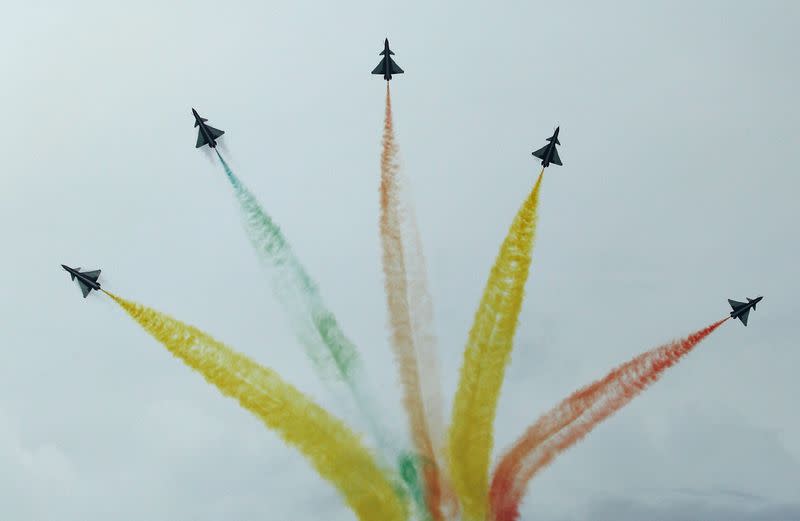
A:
372 38 404 81
192 108 225 149
532 127 563 168
728 296 763 326
62 264 101 298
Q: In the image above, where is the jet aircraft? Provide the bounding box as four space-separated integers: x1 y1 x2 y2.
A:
372 38 404 81
62 264 102 298
192 108 225 149
728 296 763 326
532 127 563 168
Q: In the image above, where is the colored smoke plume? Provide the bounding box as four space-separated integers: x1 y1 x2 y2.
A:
380 83 443 521
448 170 544 521
215 151 395 462
490 318 728 521
105 290 407 521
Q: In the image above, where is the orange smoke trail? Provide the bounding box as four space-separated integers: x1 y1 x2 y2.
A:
404 187 458 519
405 202 444 449
489 318 728 521
380 82 443 521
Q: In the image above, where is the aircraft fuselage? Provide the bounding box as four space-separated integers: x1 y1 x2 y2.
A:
61 265 101 290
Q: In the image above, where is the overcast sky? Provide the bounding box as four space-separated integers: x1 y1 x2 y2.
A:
1 1 798 520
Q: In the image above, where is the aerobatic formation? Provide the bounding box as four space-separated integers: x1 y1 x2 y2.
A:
61 37 765 521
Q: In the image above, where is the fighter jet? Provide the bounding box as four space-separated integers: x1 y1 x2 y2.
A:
372 38 404 81
728 296 763 326
192 108 225 149
62 264 102 298
532 127 563 168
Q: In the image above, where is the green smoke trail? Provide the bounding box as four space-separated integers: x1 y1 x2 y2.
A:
215 152 377 425
398 452 434 521
218 153 355 380
214 153 433 513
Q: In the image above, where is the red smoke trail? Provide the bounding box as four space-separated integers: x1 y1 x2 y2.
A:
490 318 728 521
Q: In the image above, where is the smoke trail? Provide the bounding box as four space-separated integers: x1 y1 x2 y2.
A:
398 453 433 521
405 196 458 519
448 171 545 521
406 209 445 452
489 318 728 521
380 83 442 521
215 151 394 461
104 290 407 521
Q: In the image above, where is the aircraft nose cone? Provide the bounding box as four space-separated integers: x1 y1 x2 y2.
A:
61 264 68 270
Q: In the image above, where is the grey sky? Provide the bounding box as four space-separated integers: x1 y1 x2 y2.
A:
1 1 798 519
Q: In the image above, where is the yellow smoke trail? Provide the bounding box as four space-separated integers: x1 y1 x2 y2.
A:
104 290 407 521
380 83 443 521
447 171 544 521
